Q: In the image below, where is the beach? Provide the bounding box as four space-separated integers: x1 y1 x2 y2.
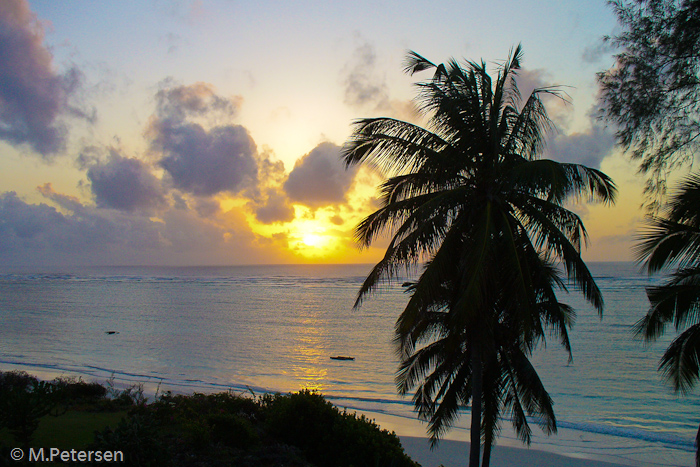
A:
399 437 632 467
353 407 684 467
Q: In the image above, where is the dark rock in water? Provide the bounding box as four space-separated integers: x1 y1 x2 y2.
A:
105 331 119 335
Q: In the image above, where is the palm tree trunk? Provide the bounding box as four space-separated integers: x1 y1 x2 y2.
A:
482 438 491 467
695 421 699 467
470 341 482 467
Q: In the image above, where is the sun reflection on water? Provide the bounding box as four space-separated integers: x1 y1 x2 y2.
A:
290 317 328 393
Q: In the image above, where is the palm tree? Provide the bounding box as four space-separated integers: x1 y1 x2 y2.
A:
342 46 616 467
634 172 700 466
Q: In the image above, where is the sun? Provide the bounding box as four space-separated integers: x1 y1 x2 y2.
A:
302 234 325 248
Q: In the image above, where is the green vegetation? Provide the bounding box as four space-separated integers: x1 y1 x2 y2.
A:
0 371 419 467
343 46 616 467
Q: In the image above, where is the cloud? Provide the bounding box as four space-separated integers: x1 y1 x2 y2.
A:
0 191 64 240
84 149 166 212
36 183 84 213
343 42 390 109
340 40 422 124
153 81 240 123
514 68 571 127
581 40 616 64
253 189 295 224
147 82 257 197
0 185 287 266
283 142 358 207
192 197 220 217
513 69 616 169
154 0 206 25
162 32 184 55
245 151 295 224
0 0 90 156
0 190 161 265
544 119 616 169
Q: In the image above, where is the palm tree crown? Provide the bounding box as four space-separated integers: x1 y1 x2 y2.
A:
635 172 700 394
342 45 616 467
634 172 700 467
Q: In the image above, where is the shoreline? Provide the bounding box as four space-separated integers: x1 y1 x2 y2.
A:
337 406 691 467
1 363 694 467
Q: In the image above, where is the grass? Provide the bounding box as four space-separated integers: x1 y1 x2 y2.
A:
32 410 127 449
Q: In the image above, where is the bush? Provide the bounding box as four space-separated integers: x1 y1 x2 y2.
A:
207 412 258 449
0 371 38 392
0 379 60 447
263 390 419 467
52 376 108 404
91 410 169 467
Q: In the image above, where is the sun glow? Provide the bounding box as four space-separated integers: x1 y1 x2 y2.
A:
292 227 334 255
301 233 326 248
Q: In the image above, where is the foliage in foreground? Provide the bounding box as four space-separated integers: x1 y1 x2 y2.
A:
0 371 419 467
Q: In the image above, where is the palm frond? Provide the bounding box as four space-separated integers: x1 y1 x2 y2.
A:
659 323 700 394
636 217 700 273
635 265 700 341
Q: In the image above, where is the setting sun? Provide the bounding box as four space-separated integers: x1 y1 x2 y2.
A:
301 234 325 248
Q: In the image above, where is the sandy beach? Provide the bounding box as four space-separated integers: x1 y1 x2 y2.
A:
399 436 631 467
342 406 688 467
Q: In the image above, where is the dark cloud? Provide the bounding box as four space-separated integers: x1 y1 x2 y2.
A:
253 189 295 224
193 197 220 217
36 183 84 214
85 150 166 212
0 186 283 266
0 191 64 240
147 82 257 197
544 122 616 169
153 81 240 122
283 142 358 207
244 152 295 224
0 190 162 265
0 0 90 156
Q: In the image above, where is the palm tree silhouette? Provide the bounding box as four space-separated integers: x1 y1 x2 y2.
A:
342 45 616 467
635 172 700 465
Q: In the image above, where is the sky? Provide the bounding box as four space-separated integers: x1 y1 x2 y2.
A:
0 0 646 266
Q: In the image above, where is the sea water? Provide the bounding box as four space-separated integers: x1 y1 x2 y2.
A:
0 263 696 466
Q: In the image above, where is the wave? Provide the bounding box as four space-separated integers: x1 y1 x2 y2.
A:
0 272 370 288
325 394 695 452
556 420 695 451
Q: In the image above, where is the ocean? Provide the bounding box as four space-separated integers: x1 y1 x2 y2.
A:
0 262 696 466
